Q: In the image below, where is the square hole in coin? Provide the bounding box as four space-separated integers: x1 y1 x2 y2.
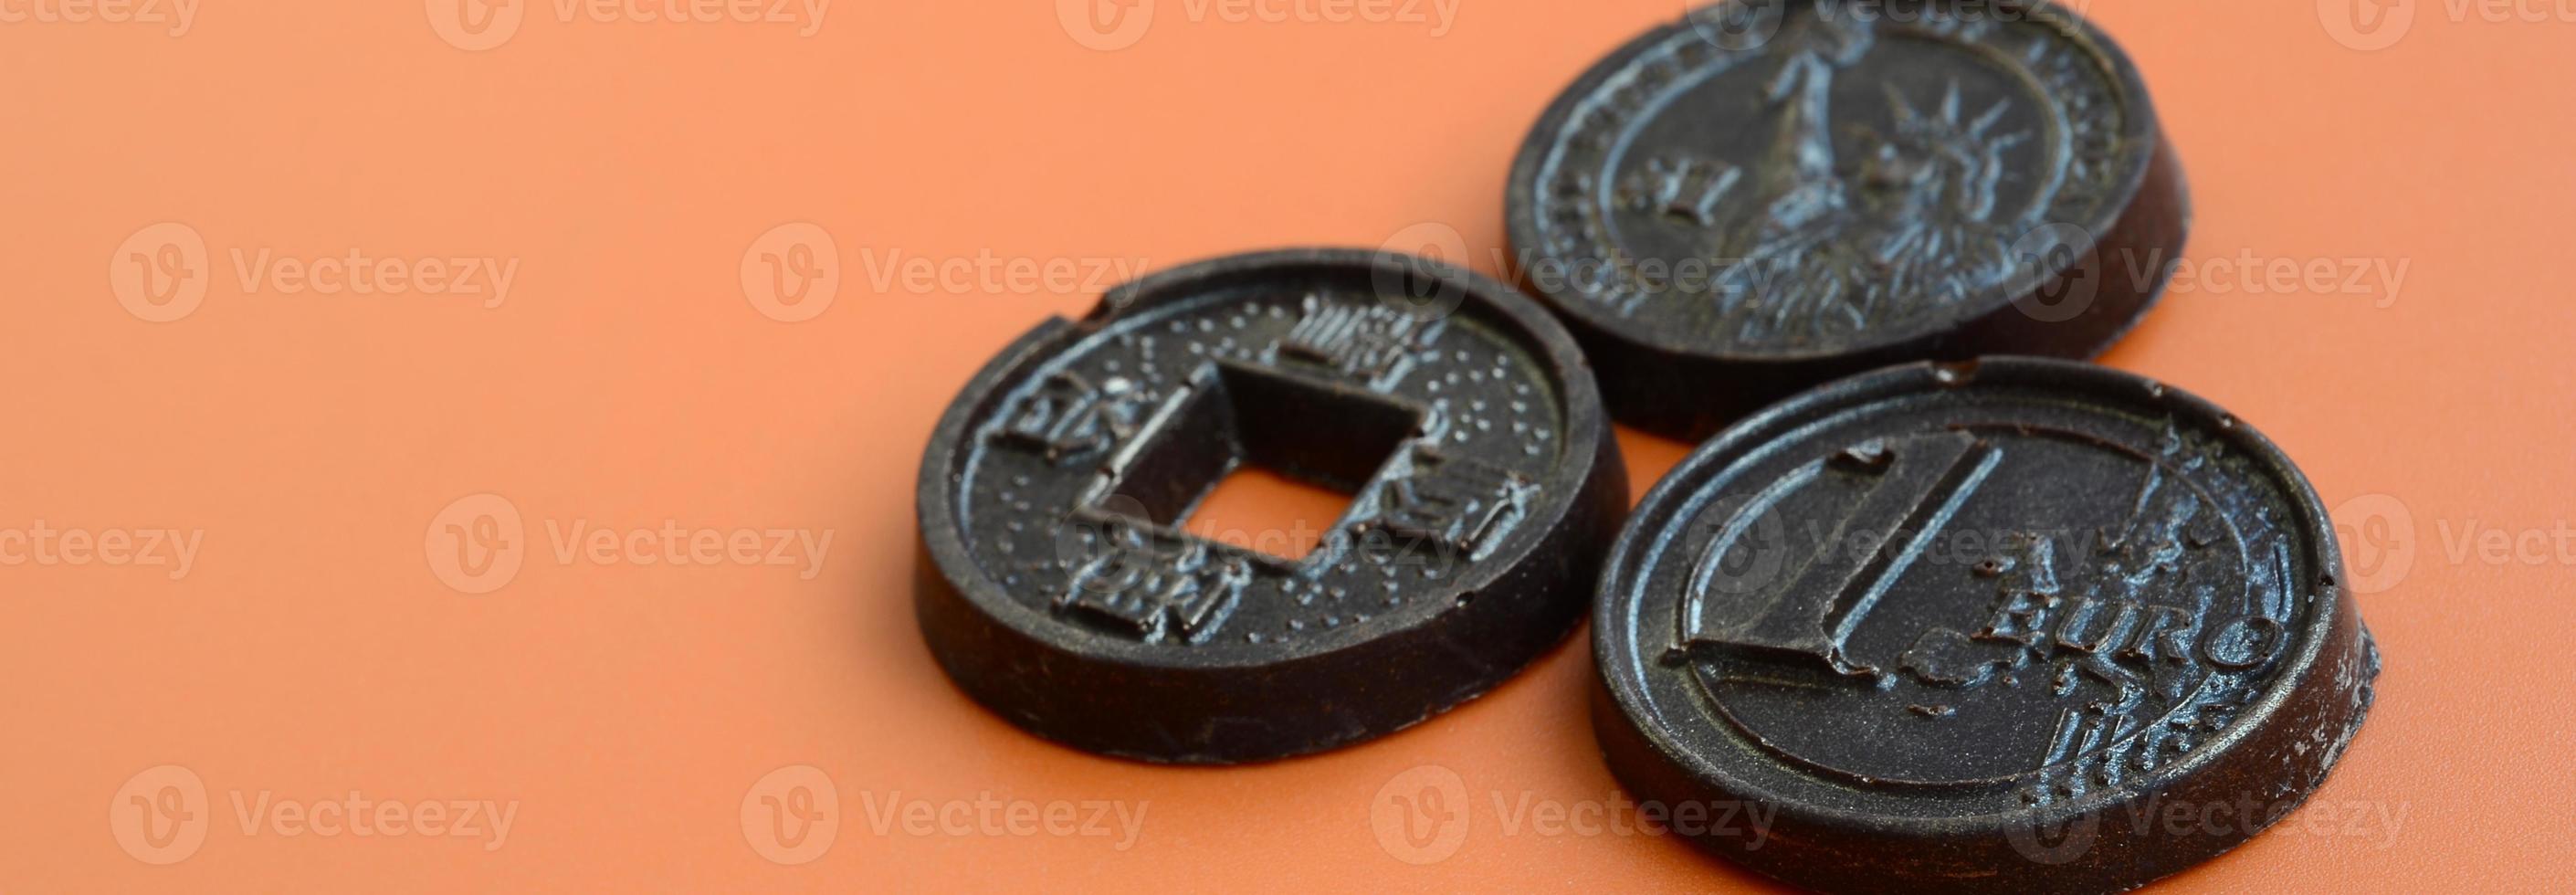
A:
1183 465 1358 561
1096 361 1423 562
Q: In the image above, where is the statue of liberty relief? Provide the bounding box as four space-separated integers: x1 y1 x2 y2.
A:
1748 3 1873 237
1713 9 2032 346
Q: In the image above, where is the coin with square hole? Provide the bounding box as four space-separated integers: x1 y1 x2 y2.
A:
916 248 1627 763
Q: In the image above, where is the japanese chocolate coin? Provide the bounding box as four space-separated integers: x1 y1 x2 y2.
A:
1507 0 2190 438
917 248 1627 763
1592 358 2378 893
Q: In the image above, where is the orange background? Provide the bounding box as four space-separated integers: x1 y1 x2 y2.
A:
4 0 2567 890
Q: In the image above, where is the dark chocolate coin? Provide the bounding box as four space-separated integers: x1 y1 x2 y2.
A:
1592 358 2378 893
1506 0 2190 439
916 248 1627 763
